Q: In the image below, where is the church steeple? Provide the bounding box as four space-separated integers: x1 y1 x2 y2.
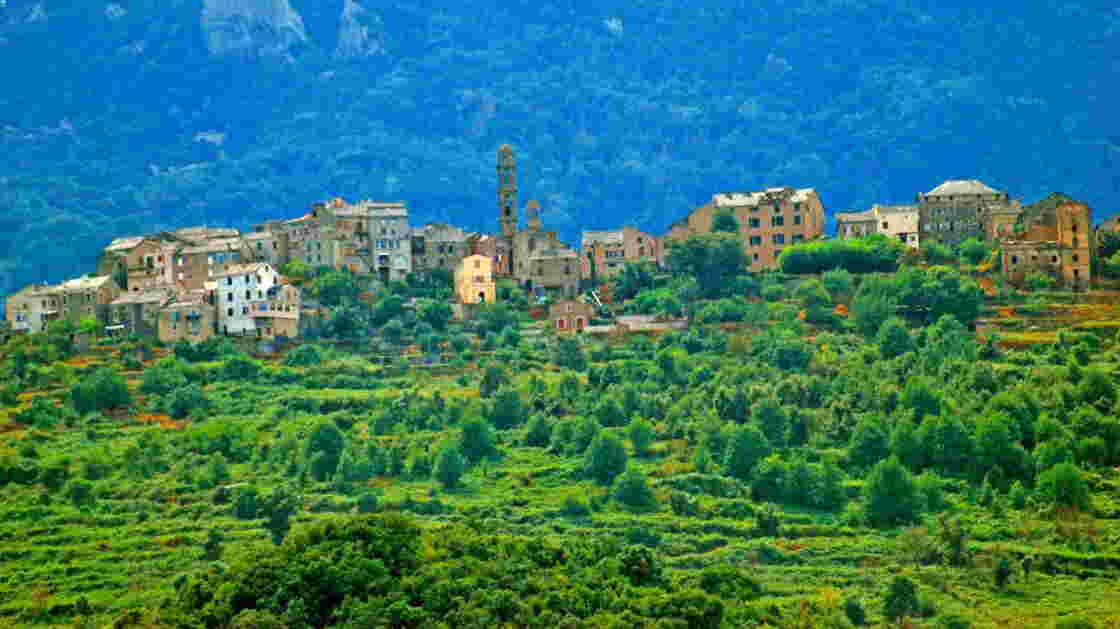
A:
498 144 518 238
526 200 542 232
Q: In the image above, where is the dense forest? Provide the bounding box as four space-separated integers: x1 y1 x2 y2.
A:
1 233 1118 627
1 0 1118 294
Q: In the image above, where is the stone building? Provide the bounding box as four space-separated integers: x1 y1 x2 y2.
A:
247 283 301 339
549 299 595 332
1000 197 1093 288
1099 215 1120 235
413 223 472 273
158 292 217 344
835 205 920 248
667 187 826 269
57 275 121 326
580 226 661 280
5 284 61 333
175 237 248 291
917 180 1020 245
214 263 280 335
109 288 175 337
98 236 178 293
361 201 412 283
243 229 289 268
526 248 579 298
455 254 496 305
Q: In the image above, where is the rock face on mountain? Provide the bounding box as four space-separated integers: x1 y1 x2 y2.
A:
200 0 307 59
335 0 383 59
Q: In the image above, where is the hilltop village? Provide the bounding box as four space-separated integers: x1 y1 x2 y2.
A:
2 145 1113 344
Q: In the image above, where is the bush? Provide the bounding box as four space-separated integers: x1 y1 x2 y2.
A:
627 418 656 457
283 344 323 367
883 576 920 621
71 367 131 414
844 597 866 626
864 456 920 527
613 467 658 510
822 268 855 296
779 234 906 274
1054 619 1095 629
584 432 629 485
433 445 466 489
1037 462 1091 511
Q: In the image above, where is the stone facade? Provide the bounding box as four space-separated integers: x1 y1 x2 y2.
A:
57 275 121 327
1001 199 1093 288
413 223 472 274
549 299 595 332
5 284 61 333
580 226 661 279
455 254 496 305
248 283 301 339
526 248 579 298
917 180 1020 246
176 238 248 292
158 293 217 344
668 187 826 269
109 288 175 337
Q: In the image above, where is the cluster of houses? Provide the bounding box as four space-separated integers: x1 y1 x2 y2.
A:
2 144 1111 342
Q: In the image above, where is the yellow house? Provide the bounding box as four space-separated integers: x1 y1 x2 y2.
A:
455 254 496 304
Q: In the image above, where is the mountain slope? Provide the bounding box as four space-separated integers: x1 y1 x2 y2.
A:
0 0 1116 294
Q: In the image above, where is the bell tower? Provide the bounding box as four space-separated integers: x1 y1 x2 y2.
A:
498 144 518 238
526 200 542 232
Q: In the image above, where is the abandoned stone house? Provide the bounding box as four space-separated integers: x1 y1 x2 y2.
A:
98 236 178 293
158 291 217 344
108 287 175 337
917 180 1021 245
580 226 661 280
667 187 826 269
413 223 473 273
1000 196 1093 288
549 299 595 332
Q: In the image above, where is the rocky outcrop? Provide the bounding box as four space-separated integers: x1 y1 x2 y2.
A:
335 0 383 59
200 0 308 60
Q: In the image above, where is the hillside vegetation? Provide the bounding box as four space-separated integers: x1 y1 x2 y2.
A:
1 252 1119 628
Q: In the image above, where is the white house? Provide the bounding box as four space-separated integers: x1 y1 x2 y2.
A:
214 263 279 335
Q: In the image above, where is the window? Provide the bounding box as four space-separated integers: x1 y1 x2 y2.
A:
1073 254 1079 263
749 218 761 229
242 306 249 315
794 203 802 212
753 253 760 262
1051 256 1058 264
772 216 784 227
226 277 233 286
749 236 762 246
882 221 889 229
772 234 785 245
245 290 251 299
227 307 234 316
1011 256 1018 265
227 293 233 302
556 319 566 330
794 215 802 225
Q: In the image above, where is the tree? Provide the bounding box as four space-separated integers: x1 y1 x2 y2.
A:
778 234 906 274
613 467 657 510
628 418 656 457
1037 462 1091 510
433 444 466 489
666 233 746 299
877 317 913 358
163 384 209 419
283 344 323 367
883 576 920 621
958 238 989 265
852 293 894 338
311 270 361 306
306 421 346 481
553 337 587 371
262 487 297 545
614 261 656 302
524 414 552 447
864 456 920 527
584 432 629 484
380 319 404 346
460 417 497 463
849 415 890 468
753 397 789 447
724 424 771 481
822 268 855 296
488 388 527 430
417 299 453 331
71 367 131 414
974 413 1027 481
480 365 508 398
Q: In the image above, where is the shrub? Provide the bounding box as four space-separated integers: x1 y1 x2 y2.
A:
883 576 920 621
627 418 656 457
822 268 855 296
71 367 131 414
1054 619 1095 629
433 445 466 490
283 345 323 367
844 597 866 626
864 456 920 527
561 494 592 517
724 424 771 481
584 432 629 485
523 414 552 448
779 234 906 274
613 467 658 511
1037 462 1091 511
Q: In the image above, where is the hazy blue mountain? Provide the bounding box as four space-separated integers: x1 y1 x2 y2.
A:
1 0 1116 294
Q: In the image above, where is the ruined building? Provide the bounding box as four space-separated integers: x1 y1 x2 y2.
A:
917 180 1021 245
1000 194 1093 288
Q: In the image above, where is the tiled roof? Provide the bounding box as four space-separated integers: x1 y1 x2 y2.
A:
104 236 147 252
835 210 876 222
180 238 244 254
59 275 114 292
215 262 272 277
926 180 1000 196
111 288 175 306
581 230 624 247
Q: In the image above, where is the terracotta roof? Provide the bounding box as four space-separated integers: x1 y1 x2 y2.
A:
214 262 272 277
582 230 624 247
925 180 1000 197
180 238 244 254
111 288 175 306
104 235 148 252
58 275 114 292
